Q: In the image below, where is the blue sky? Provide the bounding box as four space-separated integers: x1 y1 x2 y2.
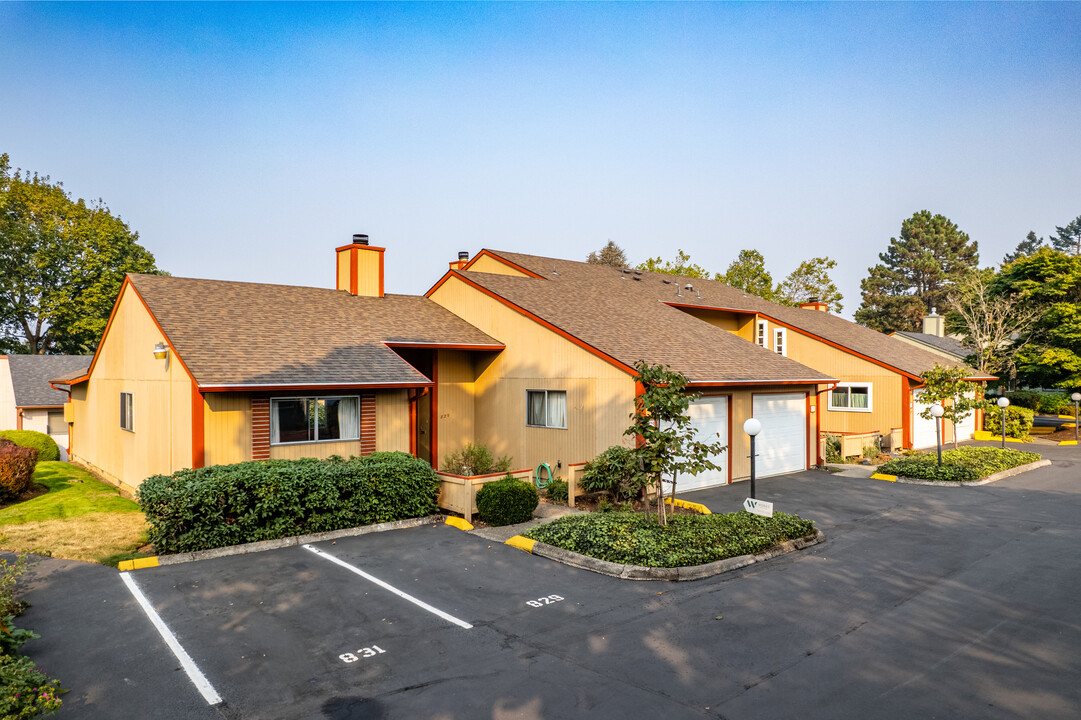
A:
3 2 1080 318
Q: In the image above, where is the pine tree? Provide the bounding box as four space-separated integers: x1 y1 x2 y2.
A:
854 211 979 333
1003 231 1044 264
586 240 629 267
1051 215 1081 256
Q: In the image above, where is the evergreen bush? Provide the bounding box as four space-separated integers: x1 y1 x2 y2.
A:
138 452 440 554
475 474 538 526
581 445 642 500
441 443 512 476
0 430 58 462
983 405 1034 438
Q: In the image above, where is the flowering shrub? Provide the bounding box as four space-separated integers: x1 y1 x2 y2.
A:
0 440 38 501
0 653 63 717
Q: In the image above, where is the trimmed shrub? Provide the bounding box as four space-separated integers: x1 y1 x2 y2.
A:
525 511 815 568
442 443 511 476
877 458 978 482
545 478 568 503
983 405 1034 438
475 474 538 526
0 439 38 500
0 429 59 462
138 452 439 554
1003 390 1041 411
581 445 643 500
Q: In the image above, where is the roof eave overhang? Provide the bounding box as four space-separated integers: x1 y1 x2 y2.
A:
383 342 505 351
198 380 433 393
687 378 837 387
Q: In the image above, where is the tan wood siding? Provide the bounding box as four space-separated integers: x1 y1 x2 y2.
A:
436 350 476 469
68 283 192 494
204 393 251 466
270 439 362 460
375 390 410 452
355 248 382 297
431 276 636 472
467 255 530 276
336 250 350 292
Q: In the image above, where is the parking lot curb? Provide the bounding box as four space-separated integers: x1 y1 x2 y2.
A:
870 472 897 482
888 459 1052 487
1059 440 1077 446
524 528 826 582
505 535 536 553
118 515 447 570
445 517 474 531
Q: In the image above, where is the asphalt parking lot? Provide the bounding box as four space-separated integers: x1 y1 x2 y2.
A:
18 442 1081 719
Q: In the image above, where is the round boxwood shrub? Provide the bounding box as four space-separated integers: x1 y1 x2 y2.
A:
0 430 59 462
0 439 38 500
475 474 538 526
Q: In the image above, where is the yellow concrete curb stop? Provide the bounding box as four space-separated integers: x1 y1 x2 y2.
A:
664 497 712 514
1059 440 1078 446
870 473 897 482
118 556 160 572
445 517 474 531
505 535 536 554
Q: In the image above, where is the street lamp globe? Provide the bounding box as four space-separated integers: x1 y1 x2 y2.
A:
997 397 1010 408
930 404 944 418
1072 392 1081 403
743 418 762 437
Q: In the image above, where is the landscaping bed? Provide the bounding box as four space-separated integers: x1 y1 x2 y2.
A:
878 446 1042 482
523 510 815 568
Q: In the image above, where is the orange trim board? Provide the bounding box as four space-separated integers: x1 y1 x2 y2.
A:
198 382 432 393
429 272 637 377
191 382 205 469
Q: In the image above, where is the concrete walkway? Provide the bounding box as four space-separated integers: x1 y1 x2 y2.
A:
824 462 879 478
470 500 586 542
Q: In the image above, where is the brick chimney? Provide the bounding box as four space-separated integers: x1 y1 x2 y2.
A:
336 234 384 297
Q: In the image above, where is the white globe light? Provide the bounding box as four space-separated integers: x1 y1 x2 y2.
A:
930 404 944 418
1072 392 1081 402
743 417 762 437
997 397 1010 408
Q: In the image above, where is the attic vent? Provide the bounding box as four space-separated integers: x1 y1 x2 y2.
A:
633 275 641 281
662 278 671 284
634 270 642 275
685 283 694 292
353 234 369 246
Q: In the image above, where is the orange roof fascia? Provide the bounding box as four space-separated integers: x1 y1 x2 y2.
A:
384 342 505 351
686 379 835 388
428 272 636 377
335 243 386 254
198 381 433 393
462 250 545 279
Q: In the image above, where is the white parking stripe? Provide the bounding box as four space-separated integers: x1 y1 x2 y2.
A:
119 572 223 706
302 544 473 630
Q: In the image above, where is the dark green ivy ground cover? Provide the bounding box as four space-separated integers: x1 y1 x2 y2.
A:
524 510 815 568
879 446 1041 482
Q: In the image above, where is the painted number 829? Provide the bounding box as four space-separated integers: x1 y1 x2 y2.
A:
339 646 386 663
526 595 564 608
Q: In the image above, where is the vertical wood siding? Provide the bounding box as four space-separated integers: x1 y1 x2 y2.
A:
205 393 252 466
360 393 376 455
466 255 531 276
435 350 476 469
375 390 410 452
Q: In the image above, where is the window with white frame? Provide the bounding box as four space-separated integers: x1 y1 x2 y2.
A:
829 383 872 412
526 390 567 429
271 396 359 444
756 320 767 348
773 327 787 356
120 392 134 432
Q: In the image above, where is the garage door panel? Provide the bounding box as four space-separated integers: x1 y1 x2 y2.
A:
752 393 807 478
682 396 728 490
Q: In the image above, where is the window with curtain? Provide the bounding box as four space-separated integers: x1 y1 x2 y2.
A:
271 396 359 444
526 390 567 429
829 384 872 412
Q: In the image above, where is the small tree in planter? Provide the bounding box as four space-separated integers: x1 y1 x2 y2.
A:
918 365 983 449
625 361 726 526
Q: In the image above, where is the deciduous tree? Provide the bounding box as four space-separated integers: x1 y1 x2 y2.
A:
855 211 979 334
637 249 716 280
917 365 982 449
947 270 1040 379
722 249 778 301
777 256 843 312
625 362 724 525
0 154 163 354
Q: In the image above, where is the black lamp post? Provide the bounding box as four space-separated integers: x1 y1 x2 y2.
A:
996 397 1010 448
743 417 762 499
930 403 944 465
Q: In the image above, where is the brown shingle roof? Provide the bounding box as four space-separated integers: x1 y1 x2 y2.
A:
478 250 990 380
448 264 834 385
127 275 501 388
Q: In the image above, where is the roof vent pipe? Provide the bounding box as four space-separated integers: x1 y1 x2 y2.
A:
353 234 369 246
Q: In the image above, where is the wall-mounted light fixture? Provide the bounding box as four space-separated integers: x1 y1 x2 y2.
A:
153 342 168 360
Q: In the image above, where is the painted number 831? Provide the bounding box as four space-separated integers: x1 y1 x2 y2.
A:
339 646 385 663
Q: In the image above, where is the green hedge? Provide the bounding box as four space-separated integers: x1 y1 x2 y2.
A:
1004 391 1075 415
983 405 1034 438
138 452 439 554
525 511 814 568
880 446 1040 482
0 430 58 462
475 475 538 526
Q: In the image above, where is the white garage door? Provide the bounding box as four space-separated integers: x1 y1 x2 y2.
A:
681 396 729 490
954 391 977 441
752 393 807 477
912 390 942 449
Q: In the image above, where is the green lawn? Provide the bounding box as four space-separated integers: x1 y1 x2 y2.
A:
0 462 148 565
